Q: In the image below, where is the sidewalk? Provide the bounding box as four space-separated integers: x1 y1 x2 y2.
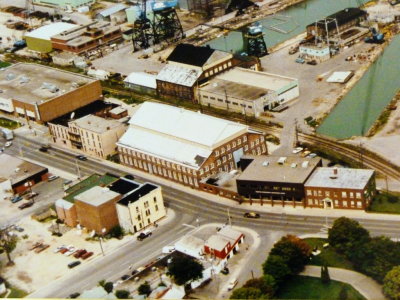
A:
300 266 385 300
6 114 400 222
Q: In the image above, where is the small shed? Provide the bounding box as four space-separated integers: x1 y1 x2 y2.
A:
124 72 157 95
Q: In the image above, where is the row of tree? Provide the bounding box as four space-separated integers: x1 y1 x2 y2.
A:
230 235 311 299
328 217 400 300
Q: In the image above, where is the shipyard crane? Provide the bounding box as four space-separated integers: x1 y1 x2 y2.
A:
131 0 155 50
152 0 184 44
356 0 384 43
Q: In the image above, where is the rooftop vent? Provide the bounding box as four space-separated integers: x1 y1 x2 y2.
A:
330 167 338 179
6 73 16 80
302 161 309 168
262 160 269 167
41 82 59 93
291 163 297 168
20 75 29 84
277 157 287 165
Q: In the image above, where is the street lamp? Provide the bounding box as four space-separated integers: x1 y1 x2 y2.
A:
98 228 106 256
75 159 81 180
24 181 35 203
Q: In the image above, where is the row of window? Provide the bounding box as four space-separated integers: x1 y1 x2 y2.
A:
121 155 199 187
308 198 363 208
202 95 254 109
215 136 248 157
119 147 195 175
204 61 232 78
306 189 362 199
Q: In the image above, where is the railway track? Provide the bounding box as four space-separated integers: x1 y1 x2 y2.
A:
299 133 400 180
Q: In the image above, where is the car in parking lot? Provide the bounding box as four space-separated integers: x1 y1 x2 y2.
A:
81 251 93 260
18 201 34 210
11 195 23 203
227 279 238 291
307 153 317 158
48 175 59 182
292 147 304 154
221 267 229 275
68 261 81 269
73 249 87 258
25 192 38 200
137 230 152 241
76 155 87 161
295 57 305 64
244 212 260 219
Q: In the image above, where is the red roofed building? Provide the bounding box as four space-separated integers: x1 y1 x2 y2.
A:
204 227 244 260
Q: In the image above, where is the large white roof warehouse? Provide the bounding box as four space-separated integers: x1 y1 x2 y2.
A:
117 102 249 169
25 22 78 40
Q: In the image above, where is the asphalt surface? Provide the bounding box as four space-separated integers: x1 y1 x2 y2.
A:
2 135 400 297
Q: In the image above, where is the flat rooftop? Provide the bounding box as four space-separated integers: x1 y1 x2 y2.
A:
0 154 47 186
216 67 296 91
305 167 375 190
200 78 270 101
75 186 120 207
108 177 140 195
0 63 96 105
118 183 158 206
237 155 322 184
73 114 124 134
25 22 78 40
49 100 116 127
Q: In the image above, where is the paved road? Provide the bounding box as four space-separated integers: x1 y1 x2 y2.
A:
2 135 400 297
301 265 385 300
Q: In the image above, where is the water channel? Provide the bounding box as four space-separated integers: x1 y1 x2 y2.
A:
206 0 399 139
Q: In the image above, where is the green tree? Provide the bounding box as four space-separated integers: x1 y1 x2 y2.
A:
321 265 330 284
0 229 18 265
98 279 106 287
328 217 370 259
104 282 114 293
243 275 276 298
167 256 204 286
109 225 124 239
339 287 348 300
269 235 310 274
384 266 400 300
115 290 130 299
230 287 264 299
137 281 152 296
262 255 291 283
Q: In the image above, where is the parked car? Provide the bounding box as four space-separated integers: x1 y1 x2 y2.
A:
307 153 317 158
18 201 34 210
11 195 23 203
60 248 69 254
307 59 317 65
76 155 87 161
68 292 80 298
53 245 67 253
5 141 12 147
73 249 87 258
68 261 81 269
295 57 305 64
292 147 304 154
221 267 230 275
48 175 59 182
244 212 260 219
137 230 152 241
121 274 131 281
227 279 238 291
64 179 73 186
25 192 38 200
81 252 93 260
39 146 48 152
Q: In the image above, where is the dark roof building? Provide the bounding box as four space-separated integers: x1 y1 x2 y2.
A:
117 183 158 206
167 44 215 66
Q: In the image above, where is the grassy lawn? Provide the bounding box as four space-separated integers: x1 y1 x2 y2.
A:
0 117 21 130
0 286 28 298
303 238 354 270
368 192 400 214
276 276 365 300
0 61 11 68
64 173 118 202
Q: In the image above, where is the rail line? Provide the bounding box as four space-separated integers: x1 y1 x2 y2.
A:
299 133 400 180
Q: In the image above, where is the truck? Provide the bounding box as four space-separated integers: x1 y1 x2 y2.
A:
2 128 13 141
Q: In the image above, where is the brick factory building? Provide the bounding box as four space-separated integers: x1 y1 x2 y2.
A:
0 63 102 123
117 102 267 188
304 167 376 210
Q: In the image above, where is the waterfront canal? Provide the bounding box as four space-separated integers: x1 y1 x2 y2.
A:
317 34 400 139
207 0 369 52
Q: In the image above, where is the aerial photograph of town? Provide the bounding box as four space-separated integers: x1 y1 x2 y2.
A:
1 0 400 298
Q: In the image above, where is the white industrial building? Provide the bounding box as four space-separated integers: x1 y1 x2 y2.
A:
198 67 299 116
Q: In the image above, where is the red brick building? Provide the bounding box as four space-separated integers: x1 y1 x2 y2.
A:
117 102 267 189
304 167 376 210
204 227 244 260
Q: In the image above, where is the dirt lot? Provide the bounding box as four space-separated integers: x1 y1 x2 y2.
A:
0 216 134 293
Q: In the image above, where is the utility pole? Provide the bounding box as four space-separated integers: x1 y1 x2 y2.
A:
294 118 298 147
359 142 364 168
227 208 232 227
75 159 81 180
